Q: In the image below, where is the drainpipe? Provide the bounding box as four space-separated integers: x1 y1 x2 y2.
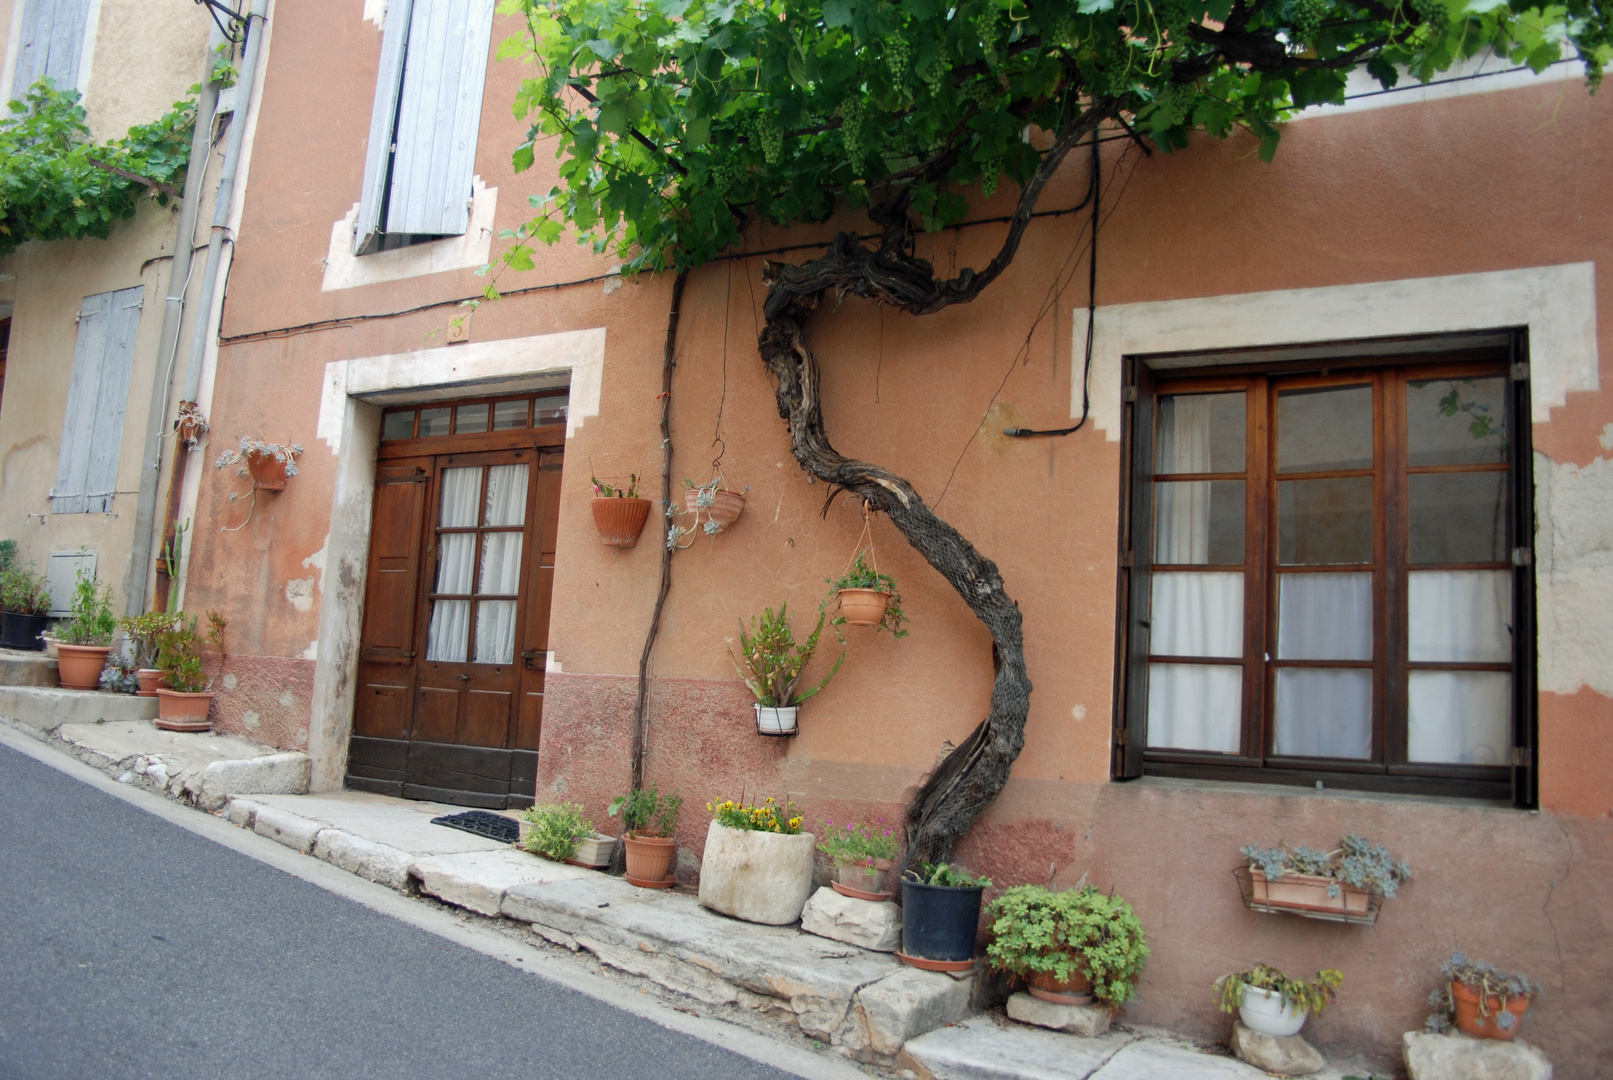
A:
126 18 228 616
153 0 268 613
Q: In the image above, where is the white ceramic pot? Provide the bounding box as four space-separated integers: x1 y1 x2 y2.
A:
754 703 799 736
572 833 617 867
697 820 817 925
1238 985 1306 1037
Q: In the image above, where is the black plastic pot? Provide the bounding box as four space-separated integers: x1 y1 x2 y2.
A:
901 879 986 962
0 611 48 651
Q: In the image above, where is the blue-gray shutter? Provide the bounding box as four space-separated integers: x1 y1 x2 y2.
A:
10 0 91 99
353 0 416 255
50 286 143 514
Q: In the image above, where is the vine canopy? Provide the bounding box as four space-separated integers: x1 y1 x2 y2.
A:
498 0 1610 274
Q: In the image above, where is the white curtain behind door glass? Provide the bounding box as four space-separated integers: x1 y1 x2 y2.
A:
483 464 528 527
1151 573 1243 657
1147 663 1241 752
471 464 528 664
1409 571 1511 661
1407 570 1511 762
1155 395 1213 563
1278 573 1372 660
426 467 481 663
1408 671 1510 764
1274 669 1372 758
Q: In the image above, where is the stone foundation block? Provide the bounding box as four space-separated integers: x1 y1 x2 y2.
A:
224 797 260 829
842 967 972 1060
801 887 901 952
313 828 412 891
197 752 310 810
253 805 323 853
1404 1031 1552 1080
1006 991 1113 1037
1230 1020 1324 1075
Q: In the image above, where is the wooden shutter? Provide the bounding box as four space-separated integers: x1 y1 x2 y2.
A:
10 0 91 99
1508 330 1539 810
353 0 415 255
1113 358 1155 779
385 0 495 238
51 286 142 514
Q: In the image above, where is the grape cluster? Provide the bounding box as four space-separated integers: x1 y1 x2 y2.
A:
920 54 949 97
1409 0 1448 32
753 113 783 164
974 6 1003 49
1152 82 1195 127
979 153 1003 196
884 34 911 86
1290 0 1327 41
840 97 865 168
1052 13 1078 48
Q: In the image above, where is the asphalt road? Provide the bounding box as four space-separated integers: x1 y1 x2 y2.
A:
0 741 801 1080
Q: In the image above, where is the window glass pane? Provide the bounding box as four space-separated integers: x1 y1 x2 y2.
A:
1409 570 1511 662
1146 663 1241 753
1155 393 1245 473
1277 573 1372 660
1153 480 1244 564
1407 378 1507 466
483 464 528 527
534 393 570 427
477 533 523 595
438 467 481 527
455 403 489 434
1149 572 1243 658
434 533 474 594
419 407 452 437
492 399 529 430
1277 385 1373 473
1278 477 1373 564
381 411 415 440
425 599 469 663
1408 472 1506 564
1408 671 1510 764
1273 669 1372 759
474 600 517 664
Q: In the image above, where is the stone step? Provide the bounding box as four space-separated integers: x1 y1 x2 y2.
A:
0 647 59 687
0 684 157 730
54 720 308 809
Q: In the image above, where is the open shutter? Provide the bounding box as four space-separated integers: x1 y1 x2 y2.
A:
385 0 495 238
50 286 142 514
353 0 416 255
1508 330 1538 810
10 0 91 99
1113 358 1155 779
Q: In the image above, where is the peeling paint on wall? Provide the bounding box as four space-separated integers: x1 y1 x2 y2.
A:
303 536 328 595
1535 450 1613 696
285 576 315 612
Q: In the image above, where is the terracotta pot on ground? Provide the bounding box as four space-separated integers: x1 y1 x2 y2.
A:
836 858 894 895
1451 980 1531 1041
246 449 291 490
697 820 817 925
683 489 746 529
836 588 891 627
55 643 111 690
622 834 676 884
154 689 215 732
1249 870 1370 915
135 669 168 697
1026 968 1094 1007
591 497 652 548
1238 985 1307 1038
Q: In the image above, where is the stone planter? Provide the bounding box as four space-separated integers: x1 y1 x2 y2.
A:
697 820 816 925
55 643 111 690
1238 985 1306 1038
569 833 617 869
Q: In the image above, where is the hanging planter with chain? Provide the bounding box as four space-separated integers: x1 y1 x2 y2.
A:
824 505 909 637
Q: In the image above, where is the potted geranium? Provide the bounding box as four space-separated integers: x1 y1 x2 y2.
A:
119 611 176 696
215 436 303 491
590 472 651 548
154 611 228 731
55 571 118 690
817 817 900 899
1214 964 1342 1037
987 884 1150 1007
1426 952 1539 1041
825 551 908 635
0 563 52 651
608 784 682 887
729 603 844 736
1239 833 1410 917
699 796 816 925
899 862 993 971
517 802 616 868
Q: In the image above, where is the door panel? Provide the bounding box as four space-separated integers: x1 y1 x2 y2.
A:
355 681 411 740
354 460 430 739
516 450 563 753
464 686 515 746
415 686 459 742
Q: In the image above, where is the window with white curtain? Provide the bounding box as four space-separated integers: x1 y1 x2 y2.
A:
425 462 528 666
1120 353 1530 802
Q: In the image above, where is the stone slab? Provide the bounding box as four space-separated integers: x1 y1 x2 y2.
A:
312 829 413 891
1006 992 1112 1037
411 849 591 916
1230 1021 1324 1076
254 804 324 854
56 720 290 804
225 797 260 828
246 791 513 855
0 647 58 687
1404 1031 1552 1080
844 966 972 1059
1088 1041 1273 1079
801 886 901 952
1 686 157 730
197 752 310 810
903 1022 1135 1080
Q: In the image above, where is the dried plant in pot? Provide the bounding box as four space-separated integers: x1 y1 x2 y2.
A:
590 472 651 548
1426 953 1539 1041
987 884 1150 1008
154 611 228 731
0 563 52 651
608 785 683 886
700 796 816 925
816 817 900 900
1214 964 1342 1038
55 571 118 690
729 603 844 736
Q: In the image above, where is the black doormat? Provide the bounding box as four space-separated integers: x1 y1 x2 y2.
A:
430 810 520 844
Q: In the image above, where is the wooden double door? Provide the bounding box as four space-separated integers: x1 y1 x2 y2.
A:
346 427 562 808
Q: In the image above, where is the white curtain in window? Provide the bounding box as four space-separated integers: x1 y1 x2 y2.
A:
1151 572 1243 658
439 467 481 527
427 601 469 663
1408 671 1510 764
426 467 481 662
483 464 528 527
1278 573 1372 660
1155 396 1214 563
1273 668 1372 758
1409 571 1511 662
470 465 527 664
1147 663 1241 752
475 601 517 664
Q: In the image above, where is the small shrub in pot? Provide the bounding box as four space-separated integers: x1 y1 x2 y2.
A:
1214 964 1342 1037
609 784 683 885
987 884 1150 1006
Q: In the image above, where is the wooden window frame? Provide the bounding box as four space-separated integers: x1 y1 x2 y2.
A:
377 390 567 460
1114 336 1537 806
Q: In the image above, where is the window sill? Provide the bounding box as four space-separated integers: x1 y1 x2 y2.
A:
1122 772 1521 813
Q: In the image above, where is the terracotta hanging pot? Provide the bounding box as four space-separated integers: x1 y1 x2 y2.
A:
683 488 746 529
246 449 291 490
1451 980 1531 1041
154 689 215 732
135 668 168 697
836 588 891 627
55 643 112 691
592 497 652 548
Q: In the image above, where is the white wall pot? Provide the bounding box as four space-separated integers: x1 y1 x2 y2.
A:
697 820 817 925
754 703 799 737
1238 985 1307 1037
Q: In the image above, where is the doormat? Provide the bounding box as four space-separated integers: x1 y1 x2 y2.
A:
430 810 520 844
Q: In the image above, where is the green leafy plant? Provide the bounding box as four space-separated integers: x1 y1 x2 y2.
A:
58 570 117 647
0 564 51 616
987 884 1150 1006
156 611 228 694
0 540 16 573
708 795 803 834
817 817 900 868
729 603 845 708
826 552 908 637
518 802 596 861
591 472 639 498
1425 952 1540 1034
608 784 683 838
1242 834 1411 898
905 862 992 889
119 611 177 669
1215 964 1343 1018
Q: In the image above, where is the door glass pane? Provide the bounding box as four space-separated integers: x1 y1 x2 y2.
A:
455 403 489 434
1278 477 1373 564
1409 570 1511 662
477 533 523 595
435 533 474 594
1273 669 1372 759
381 411 415 440
1407 378 1507 465
419 407 452 437
1408 472 1506 563
1146 663 1241 752
425 599 469 662
492 399 529 430
534 394 570 426
1153 480 1244 564
474 600 517 664
439 467 481 527
1277 385 1373 473
1150 572 1243 658
1407 671 1510 764
1277 573 1372 660
483 464 529 527
1155 392 1245 473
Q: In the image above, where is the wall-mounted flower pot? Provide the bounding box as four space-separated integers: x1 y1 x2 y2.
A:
55 643 111 690
154 689 214 732
622 833 676 886
135 668 168 697
900 878 986 967
1026 968 1094 1007
1249 870 1370 916
684 489 746 528
754 703 799 737
1237 985 1307 1037
1451 980 1531 1041
246 449 292 490
0 611 49 651
698 820 817 925
836 588 891 627
591 497 652 548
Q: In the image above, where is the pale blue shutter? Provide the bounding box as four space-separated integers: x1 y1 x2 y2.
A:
50 286 142 514
353 0 415 255
10 0 91 99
